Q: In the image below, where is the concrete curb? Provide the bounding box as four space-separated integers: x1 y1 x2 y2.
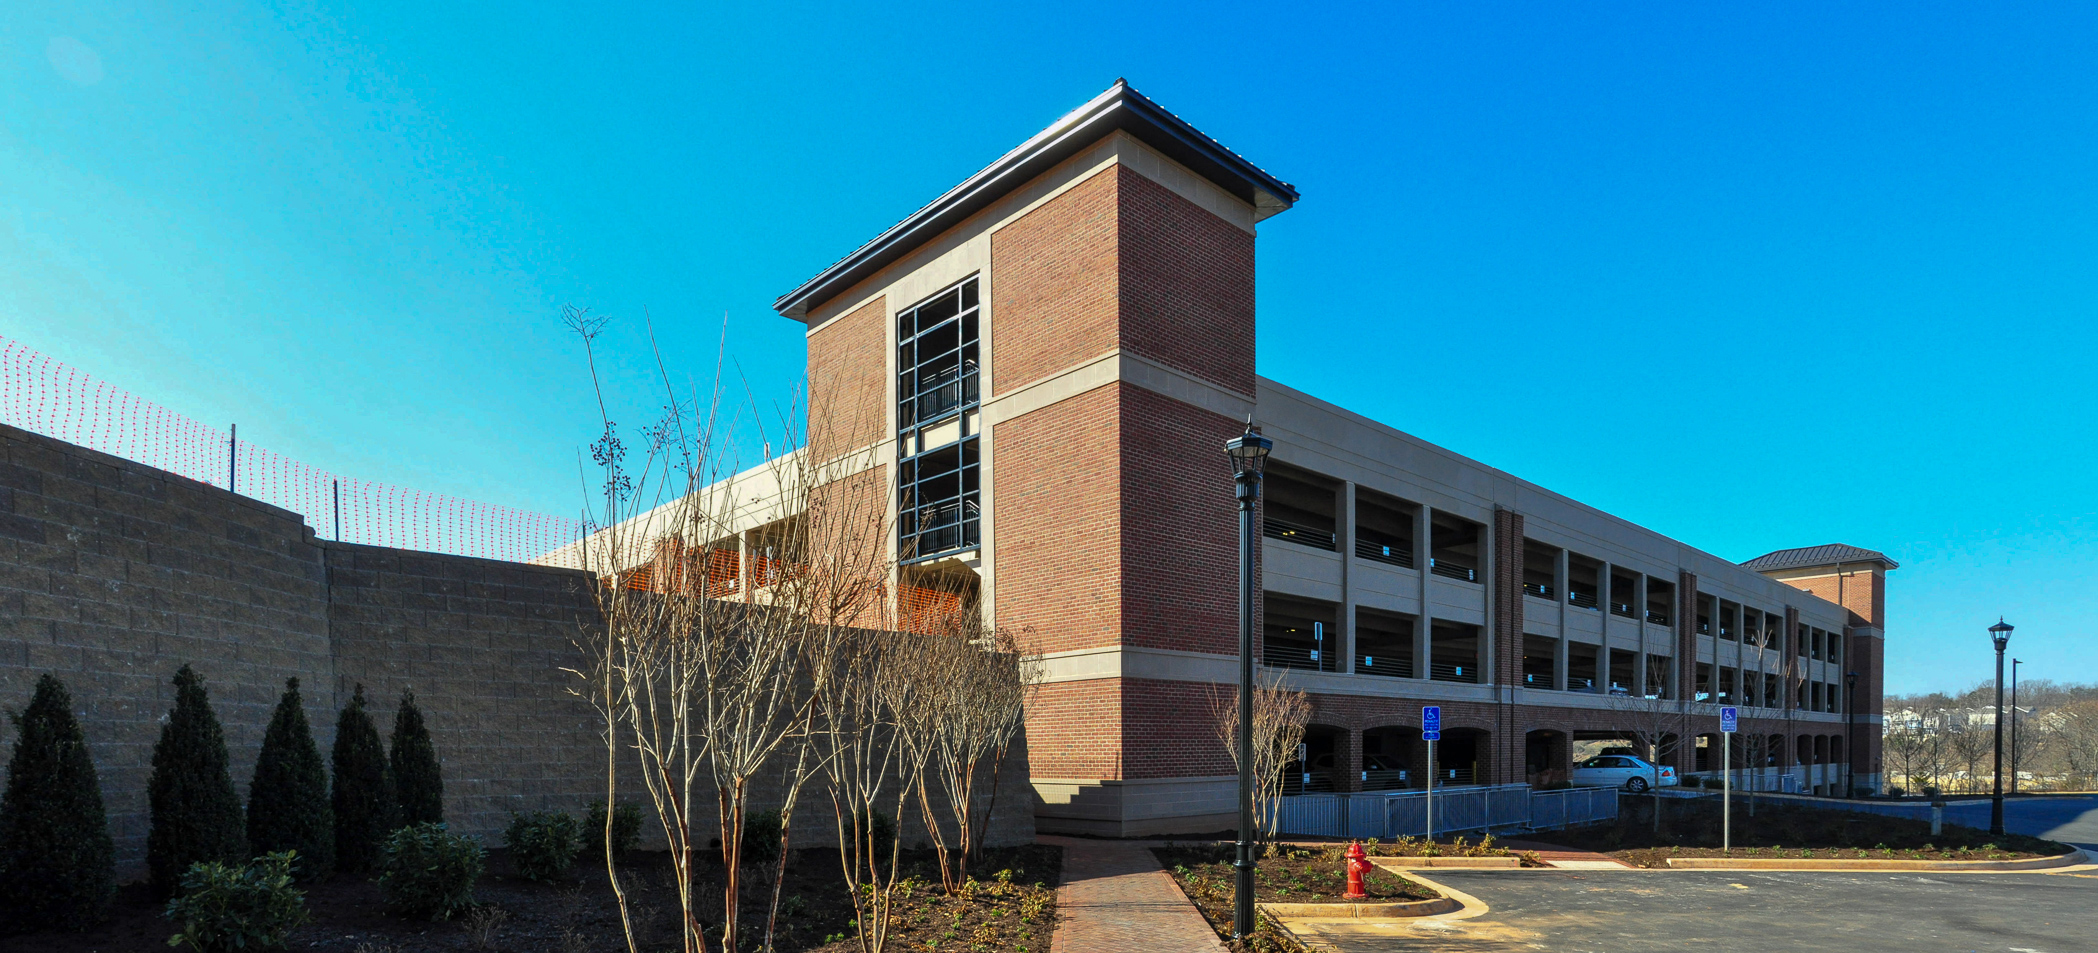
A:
1369 855 1521 869
1258 897 1462 918
1663 847 2086 871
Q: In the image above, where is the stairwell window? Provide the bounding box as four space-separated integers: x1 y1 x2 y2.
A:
897 277 981 561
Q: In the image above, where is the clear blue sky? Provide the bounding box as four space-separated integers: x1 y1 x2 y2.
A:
4 2 2093 694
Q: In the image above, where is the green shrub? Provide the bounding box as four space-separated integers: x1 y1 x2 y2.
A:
741 808 783 867
246 678 333 879
390 690 443 827
164 851 309 952
378 822 483 919
504 811 582 882
148 665 248 897
0 674 115 932
331 684 397 874
585 800 643 860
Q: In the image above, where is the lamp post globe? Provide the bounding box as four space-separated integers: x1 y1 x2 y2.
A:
1224 419 1270 941
1988 619 2013 835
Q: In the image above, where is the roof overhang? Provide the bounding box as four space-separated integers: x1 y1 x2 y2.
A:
773 80 1298 322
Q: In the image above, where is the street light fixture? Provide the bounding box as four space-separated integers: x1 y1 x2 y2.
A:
1989 618 2014 835
1225 419 1271 942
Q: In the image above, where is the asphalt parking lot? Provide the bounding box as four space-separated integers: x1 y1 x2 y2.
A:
1297 867 2098 952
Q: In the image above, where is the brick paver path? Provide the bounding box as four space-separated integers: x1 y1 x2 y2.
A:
1045 836 1228 953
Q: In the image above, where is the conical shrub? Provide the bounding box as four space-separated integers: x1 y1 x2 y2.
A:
247 677 334 878
0 674 115 932
332 683 397 873
148 664 248 897
390 690 443 827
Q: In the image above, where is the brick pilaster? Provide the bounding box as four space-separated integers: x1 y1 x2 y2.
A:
1492 508 1525 784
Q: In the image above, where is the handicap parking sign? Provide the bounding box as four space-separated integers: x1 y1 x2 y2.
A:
1720 706 1738 733
1422 705 1441 741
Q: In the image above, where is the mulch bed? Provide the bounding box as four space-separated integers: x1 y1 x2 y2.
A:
1154 843 1438 953
1547 797 2069 868
0 844 1060 953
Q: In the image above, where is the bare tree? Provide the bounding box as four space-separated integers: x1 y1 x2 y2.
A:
1881 721 1941 795
1942 716 1992 794
893 584 1042 893
1605 692 1687 831
2052 701 2098 790
1209 668 1311 842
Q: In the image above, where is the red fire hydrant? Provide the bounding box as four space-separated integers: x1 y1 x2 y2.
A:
1342 841 1372 900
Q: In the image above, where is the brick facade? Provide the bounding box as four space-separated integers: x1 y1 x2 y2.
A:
808 295 888 461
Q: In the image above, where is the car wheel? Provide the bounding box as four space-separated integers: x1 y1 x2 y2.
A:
1625 776 1650 793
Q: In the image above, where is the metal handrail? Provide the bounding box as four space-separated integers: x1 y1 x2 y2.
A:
1523 581 1554 598
1429 661 1478 683
1568 590 1599 609
1430 559 1477 582
1264 516 1337 552
1647 609 1671 625
1354 538 1414 568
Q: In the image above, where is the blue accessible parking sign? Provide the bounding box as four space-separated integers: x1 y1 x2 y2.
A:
1720 706 1738 733
1422 705 1441 741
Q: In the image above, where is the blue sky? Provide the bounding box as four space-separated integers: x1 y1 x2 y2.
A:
3 2 2093 693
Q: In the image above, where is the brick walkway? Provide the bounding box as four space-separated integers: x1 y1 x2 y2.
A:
1045 836 1228 953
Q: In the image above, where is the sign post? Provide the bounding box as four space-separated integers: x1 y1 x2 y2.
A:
1720 706 1738 854
1423 706 1442 841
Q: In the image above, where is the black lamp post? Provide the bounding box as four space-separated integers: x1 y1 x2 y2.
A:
1989 618 2013 836
1225 420 1271 941
2010 658 2022 796
1845 671 1858 797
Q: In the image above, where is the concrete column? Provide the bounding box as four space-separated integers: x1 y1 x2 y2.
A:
1341 482 1357 674
1416 505 1432 679
1555 547 1570 692
738 530 754 602
1598 560 1615 693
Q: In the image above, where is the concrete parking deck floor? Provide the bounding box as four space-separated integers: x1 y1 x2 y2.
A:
1289 867 2098 952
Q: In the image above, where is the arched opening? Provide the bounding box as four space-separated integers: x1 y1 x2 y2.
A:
1433 728 1488 786
1694 733 1720 773
1361 726 1421 790
1282 724 1344 793
1796 734 1812 767
1766 733 1784 768
1525 729 1569 787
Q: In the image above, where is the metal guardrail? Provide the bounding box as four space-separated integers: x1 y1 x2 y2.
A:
1568 590 1600 609
1264 516 1337 551
1527 786 1619 831
1273 783 1618 838
1354 538 1414 568
1429 559 1478 582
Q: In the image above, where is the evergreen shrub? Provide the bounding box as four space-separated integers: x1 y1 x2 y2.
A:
390 690 443 826
741 808 783 867
246 678 333 878
164 851 310 953
148 665 248 897
331 684 396 874
504 811 581 882
0 674 116 932
586 800 643 860
377 822 483 919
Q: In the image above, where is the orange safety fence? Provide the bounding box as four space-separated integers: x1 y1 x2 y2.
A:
2 335 585 564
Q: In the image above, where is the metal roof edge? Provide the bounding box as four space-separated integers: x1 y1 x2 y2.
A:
773 80 1297 322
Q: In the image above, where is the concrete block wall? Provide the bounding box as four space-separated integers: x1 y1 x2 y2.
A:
0 423 1033 877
